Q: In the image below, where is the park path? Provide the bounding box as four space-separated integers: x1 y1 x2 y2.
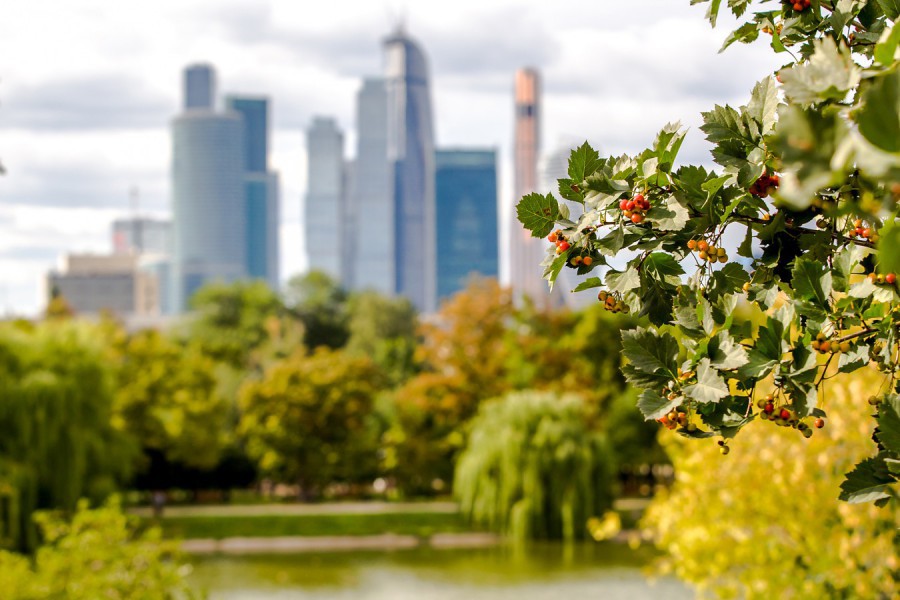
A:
129 500 459 518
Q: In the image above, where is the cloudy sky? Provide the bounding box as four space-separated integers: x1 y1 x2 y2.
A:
0 0 783 316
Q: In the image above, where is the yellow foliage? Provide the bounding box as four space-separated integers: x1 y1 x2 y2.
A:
642 367 900 599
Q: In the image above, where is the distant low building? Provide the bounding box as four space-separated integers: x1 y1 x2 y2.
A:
47 253 160 319
112 217 172 256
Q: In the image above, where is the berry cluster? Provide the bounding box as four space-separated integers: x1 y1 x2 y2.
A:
569 254 594 268
786 0 811 11
756 393 824 438
548 230 570 254
749 173 779 198
850 219 879 241
619 194 650 224
657 410 688 431
867 272 897 285
597 290 630 314
686 239 729 263
811 332 851 355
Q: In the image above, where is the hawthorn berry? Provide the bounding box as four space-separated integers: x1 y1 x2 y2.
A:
548 231 558 243
887 273 897 285
814 418 825 429
631 213 645 224
557 241 570 252
582 256 593 266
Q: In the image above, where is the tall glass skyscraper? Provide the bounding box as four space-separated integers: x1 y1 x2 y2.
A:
384 29 436 313
305 117 345 281
350 78 393 295
435 149 499 303
183 64 216 110
226 96 280 289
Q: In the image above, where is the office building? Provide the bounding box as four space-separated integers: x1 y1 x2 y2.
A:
435 149 499 302
184 64 216 110
47 254 160 318
305 117 345 281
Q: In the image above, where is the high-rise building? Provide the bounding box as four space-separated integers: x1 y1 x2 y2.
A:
112 217 172 256
305 117 345 281
171 65 246 312
349 78 393 295
509 68 549 304
384 29 436 313
184 64 216 110
435 149 499 303
226 95 280 289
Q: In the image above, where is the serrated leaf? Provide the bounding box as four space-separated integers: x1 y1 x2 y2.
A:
792 255 832 308
596 226 625 256
877 220 900 275
877 0 900 20
711 263 750 300
572 277 603 293
683 358 729 404
642 252 685 286
875 20 900 65
621 327 679 384
709 331 749 370
606 266 640 295
838 344 870 373
779 38 860 106
746 76 780 135
877 395 900 454
637 389 680 421
517 193 560 238
647 195 690 231
839 457 895 504
856 68 900 153
568 141 603 182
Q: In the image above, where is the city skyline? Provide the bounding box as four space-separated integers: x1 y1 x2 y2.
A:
0 1 786 315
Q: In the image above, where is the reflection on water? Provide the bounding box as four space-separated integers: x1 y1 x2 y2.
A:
189 542 694 599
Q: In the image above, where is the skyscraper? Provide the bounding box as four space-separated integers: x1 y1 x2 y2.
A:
435 149 499 303
171 66 246 312
384 29 436 313
112 217 172 256
184 64 215 110
305 117 345 281
226 95 280 289
349 79 393 295
509 68 549 304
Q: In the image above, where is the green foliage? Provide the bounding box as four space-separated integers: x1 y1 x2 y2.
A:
516 0 900 505
238 348 386 495
345 290 419 385
454 391 615 542
643 371 900 599
0 322 133 550
0 499 197 599
284 271 350 350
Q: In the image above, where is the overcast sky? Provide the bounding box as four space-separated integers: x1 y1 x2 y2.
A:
0 0 783 316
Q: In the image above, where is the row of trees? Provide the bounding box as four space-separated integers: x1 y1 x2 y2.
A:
0 274 659 550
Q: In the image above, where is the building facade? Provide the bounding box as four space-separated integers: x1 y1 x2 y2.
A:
48 254 160 318
184 64 215 110
112 217 172 256
305 117 345 281
435 149 499 303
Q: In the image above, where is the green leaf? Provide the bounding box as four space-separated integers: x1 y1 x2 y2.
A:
568 141 603 182
838 344 870 373
877 395 900 454
647 195 690 231
839 457 895 504
606 266 641 295
637 389 680 421
875 20 900 65
621 327 679 387
709 331 750 370
683 358 729 404
596 226 625 256
779 38 860 106
856 69 900 153
516 193 560 238
711 263 750 300
542 253 566 290
877 220 900 275
572 277 603 293
792 255 832 308
642 253 685 286
746 76 780 135
877 0 900 20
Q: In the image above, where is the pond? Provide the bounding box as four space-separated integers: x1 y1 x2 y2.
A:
189 542 694 599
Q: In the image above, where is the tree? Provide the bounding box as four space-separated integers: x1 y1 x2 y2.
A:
345 290 419 385
0 322 133 550
642 370 900 599
284 271 349 350
238 348 386 496
0 499 198 599
515 0 900 504
454 391 615 542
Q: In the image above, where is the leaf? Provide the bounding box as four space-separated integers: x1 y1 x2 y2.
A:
606 266 641 295
647 195 690 231
642 253 685 286
746 76 780 135
877 220 900 275
573 277 603 293
596 226 625 256
856 68 900 153
683 358 729 404
839 457 895 504
711 263 750 300
621 327 679 387
709 331 750 370
568 141 603 182
637 389 680 421
877 395 900 454
877 0 900 20
792 255 832 308
779 38 860 106
838 344 870 373
517 193 560 238
875 20 900 65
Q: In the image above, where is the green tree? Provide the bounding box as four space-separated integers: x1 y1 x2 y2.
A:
284 271 349 350
346 290 419 385
0 499 197 599
515 0 900 503
454 391 615 542
0 321 133 550
238 348 385 496
642 370 900 599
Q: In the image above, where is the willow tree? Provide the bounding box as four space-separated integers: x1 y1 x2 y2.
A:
0 322 132 550
454 391 615 542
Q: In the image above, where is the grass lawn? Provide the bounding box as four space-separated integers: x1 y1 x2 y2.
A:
155 511 474 540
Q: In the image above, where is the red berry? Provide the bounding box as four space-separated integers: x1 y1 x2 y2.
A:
548 232 558 243
764 402 774 414
814 418 825 429
887 273 897 285
625 200 636 211
557 241 570 252
634 193 644 203
582 256 593 266
780 408 791 420
631 213 645 224
619 199 629 211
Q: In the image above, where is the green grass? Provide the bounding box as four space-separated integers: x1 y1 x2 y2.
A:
156 511 474 540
